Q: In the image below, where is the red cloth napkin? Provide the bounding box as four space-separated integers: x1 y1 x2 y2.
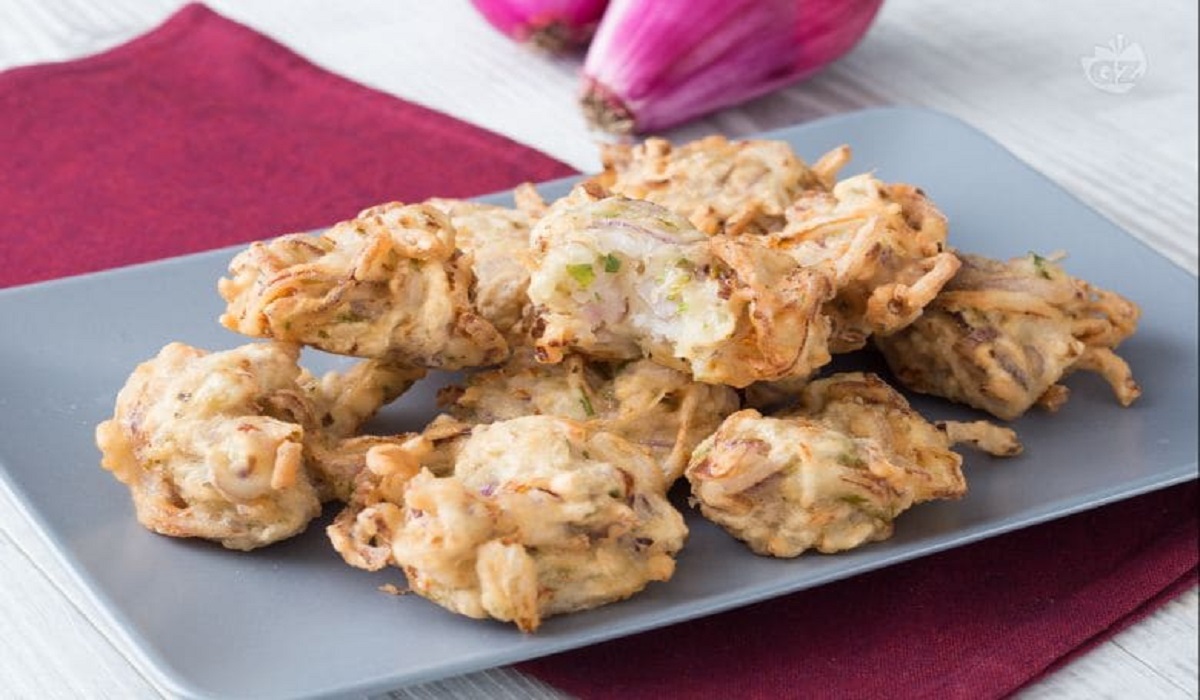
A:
1 5 1194 699
0 3 573 287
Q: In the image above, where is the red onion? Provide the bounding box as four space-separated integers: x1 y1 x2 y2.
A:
471 0 610 52
580 0 884 133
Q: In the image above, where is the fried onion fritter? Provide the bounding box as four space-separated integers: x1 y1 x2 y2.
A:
770 173 962 353
526 185 834 388
686 372 1020 558
95 342 421 550
328 415 687 632
219 202 508 369
441 349 740 482
594 135 850 236
96 342 320 550
687 410 914 557
874 252 1141 420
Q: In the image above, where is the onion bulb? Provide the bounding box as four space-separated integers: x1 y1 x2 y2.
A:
580 0 884 133
471 0 610 52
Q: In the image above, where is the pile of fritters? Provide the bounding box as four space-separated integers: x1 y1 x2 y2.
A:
96 134 1141 631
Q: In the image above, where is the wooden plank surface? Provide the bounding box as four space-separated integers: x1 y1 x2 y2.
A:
0 1 1195 698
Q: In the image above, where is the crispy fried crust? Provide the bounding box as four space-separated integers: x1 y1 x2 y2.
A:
327 416 687 631
219 203 508 369
771 174 960 353
425 198 535 337
442 349 740 482
874 252 1141 420
300 358 427 500
704 235 834 384
595 136 847 236
792 372 1022 462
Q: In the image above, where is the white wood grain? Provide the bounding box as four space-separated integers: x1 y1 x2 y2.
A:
1017 589 1200 700
1109 587 1199 694
0 485 164 699
0 1 1195 698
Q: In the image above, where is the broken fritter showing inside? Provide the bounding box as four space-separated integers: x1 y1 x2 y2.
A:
327 415 687 632
686 373 1020 558
95 341 422 550
594 138 958 355
526 183 835 388
874 252 1141 420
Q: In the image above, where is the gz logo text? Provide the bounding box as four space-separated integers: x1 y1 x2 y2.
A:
1081 35 1147 94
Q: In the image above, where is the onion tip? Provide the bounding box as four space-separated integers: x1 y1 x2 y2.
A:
580 78 635 135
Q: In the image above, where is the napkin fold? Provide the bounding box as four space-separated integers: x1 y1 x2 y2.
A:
1 5 1194 699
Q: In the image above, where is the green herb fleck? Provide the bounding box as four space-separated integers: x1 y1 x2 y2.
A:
567 263 596 288
1030 252 1052 279
603 253 621 273
666 290 688 313
335 310 367 324
836 452 866 468
579 391 596 417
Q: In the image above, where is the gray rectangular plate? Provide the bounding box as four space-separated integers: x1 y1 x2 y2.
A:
1 107 1196 700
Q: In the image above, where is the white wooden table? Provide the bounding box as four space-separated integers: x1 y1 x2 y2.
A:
1 1 1196 698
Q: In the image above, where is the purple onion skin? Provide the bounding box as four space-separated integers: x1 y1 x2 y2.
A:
581 0 885 133
472 0 611 52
